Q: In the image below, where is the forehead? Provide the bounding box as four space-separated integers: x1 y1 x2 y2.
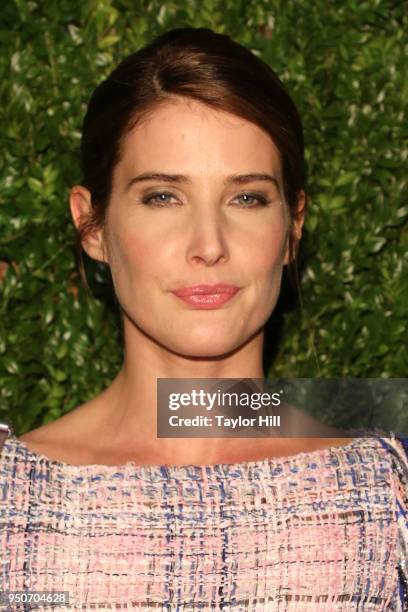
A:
117 98 282 179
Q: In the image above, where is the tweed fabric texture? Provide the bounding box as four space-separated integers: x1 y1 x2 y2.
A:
0 432 407 611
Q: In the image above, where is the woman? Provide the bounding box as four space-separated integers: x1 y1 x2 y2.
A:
0 27 407 610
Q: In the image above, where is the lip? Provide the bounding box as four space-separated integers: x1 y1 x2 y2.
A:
170 284 241 309
171 284 241 297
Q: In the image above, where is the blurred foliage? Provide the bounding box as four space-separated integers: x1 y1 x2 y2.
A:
0 0 407 435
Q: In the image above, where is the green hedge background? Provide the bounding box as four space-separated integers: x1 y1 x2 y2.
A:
1 0 407 436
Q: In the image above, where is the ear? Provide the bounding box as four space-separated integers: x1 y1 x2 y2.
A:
69 185 108 264
282 189 306 266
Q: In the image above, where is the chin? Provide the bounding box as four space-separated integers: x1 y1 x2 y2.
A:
171 345 240 360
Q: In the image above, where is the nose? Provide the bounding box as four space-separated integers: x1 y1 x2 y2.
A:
185 206 229 266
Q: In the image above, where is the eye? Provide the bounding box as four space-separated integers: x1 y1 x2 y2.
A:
233 193 270 208
140 191 271 208
141 191 180 207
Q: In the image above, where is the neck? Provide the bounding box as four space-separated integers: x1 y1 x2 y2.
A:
87 316 266 464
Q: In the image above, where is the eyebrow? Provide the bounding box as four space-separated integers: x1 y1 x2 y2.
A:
125 172 279 191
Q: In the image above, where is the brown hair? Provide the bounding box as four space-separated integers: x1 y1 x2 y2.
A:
76 26 307 298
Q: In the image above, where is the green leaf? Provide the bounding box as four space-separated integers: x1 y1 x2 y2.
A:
335 171 357 187
3 356 20 375
28 177 43 193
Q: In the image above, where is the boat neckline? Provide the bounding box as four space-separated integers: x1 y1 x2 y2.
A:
6 430 387 475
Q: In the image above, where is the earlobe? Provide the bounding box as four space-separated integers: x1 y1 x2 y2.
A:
69 186 108 264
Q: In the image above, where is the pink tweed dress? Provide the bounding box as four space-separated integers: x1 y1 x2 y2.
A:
0 428 407 611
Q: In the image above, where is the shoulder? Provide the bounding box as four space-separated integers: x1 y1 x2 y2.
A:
329 428 408 505
345 426 408 467
378 432 408 604
0 402 98 468
0 423 25 504
378 433 408 507
376 431 408 478
366 429 408 485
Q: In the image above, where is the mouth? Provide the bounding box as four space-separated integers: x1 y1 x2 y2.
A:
170 284 241 309
172 284 241 296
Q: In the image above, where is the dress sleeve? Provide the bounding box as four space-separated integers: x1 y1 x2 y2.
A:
379 434 408 610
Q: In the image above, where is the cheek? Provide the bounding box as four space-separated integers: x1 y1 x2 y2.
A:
249 224 288 277
107 225 161 281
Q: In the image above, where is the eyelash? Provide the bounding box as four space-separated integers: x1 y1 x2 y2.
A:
140 191 271 208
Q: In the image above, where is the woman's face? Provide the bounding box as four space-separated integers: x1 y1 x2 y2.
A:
93 98 302 358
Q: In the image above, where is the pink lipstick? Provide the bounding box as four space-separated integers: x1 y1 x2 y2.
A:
171 284 241 309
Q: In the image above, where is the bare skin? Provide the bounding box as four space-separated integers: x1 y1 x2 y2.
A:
18 97 353 467
17 405 353 468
